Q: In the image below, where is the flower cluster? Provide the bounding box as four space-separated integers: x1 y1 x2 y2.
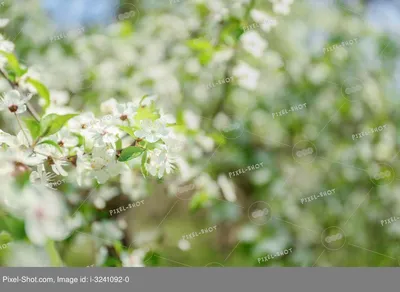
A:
0 24 180 252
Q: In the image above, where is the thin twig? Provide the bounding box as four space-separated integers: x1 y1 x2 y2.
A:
14 113 31 147
27 103 40 122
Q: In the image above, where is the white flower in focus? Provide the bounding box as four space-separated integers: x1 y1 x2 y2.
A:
68 112 95 133
29 164 57 189
0 90 32 114
79 147 122 184
22 185 71 246
241 31 268 57
87 123 121 147
146 147 176 179
134 119 169 143
112 102 137 125
53 128 79 149
34 145 69 177
121 249 146 267
232 62 260 91
4 147 44 169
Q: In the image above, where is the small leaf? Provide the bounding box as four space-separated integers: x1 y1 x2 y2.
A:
23 118 40 140
26 78 51 110
113 241 123 256
72 133 85 147
0 51 23 77
40 113 78 137
119 126 136 138
38 140 63 153
135 106 158 121
115 138 122 150
118 146 144 162
139 94 149 106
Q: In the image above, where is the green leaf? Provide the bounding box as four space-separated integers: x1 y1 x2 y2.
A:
113 241 123 256
0 51 24 77
116 138 122 150
40 113 78 137
141 150 148 178
38 140 63 153
135 106 159 121
119 125 136 138
45 240 64 267
72 133 85 147
118 146 144 162
139 94 149 106
26 78 51 110
23 118 41 140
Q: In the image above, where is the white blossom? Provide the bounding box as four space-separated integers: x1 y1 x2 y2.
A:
134 119 169 143
78 147 123 184
0 90 32 114
146 146 176 179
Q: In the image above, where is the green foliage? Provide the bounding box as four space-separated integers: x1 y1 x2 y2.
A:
40 113 78 137
26 78 51 111
23 118 41 139
118 146 145 161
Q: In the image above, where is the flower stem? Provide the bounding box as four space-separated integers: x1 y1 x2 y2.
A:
27 103 40 122
14 113 31 147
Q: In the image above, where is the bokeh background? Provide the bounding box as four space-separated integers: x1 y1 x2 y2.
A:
1 0 400 267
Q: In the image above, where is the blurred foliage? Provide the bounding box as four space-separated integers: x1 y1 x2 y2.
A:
1 0 400 267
